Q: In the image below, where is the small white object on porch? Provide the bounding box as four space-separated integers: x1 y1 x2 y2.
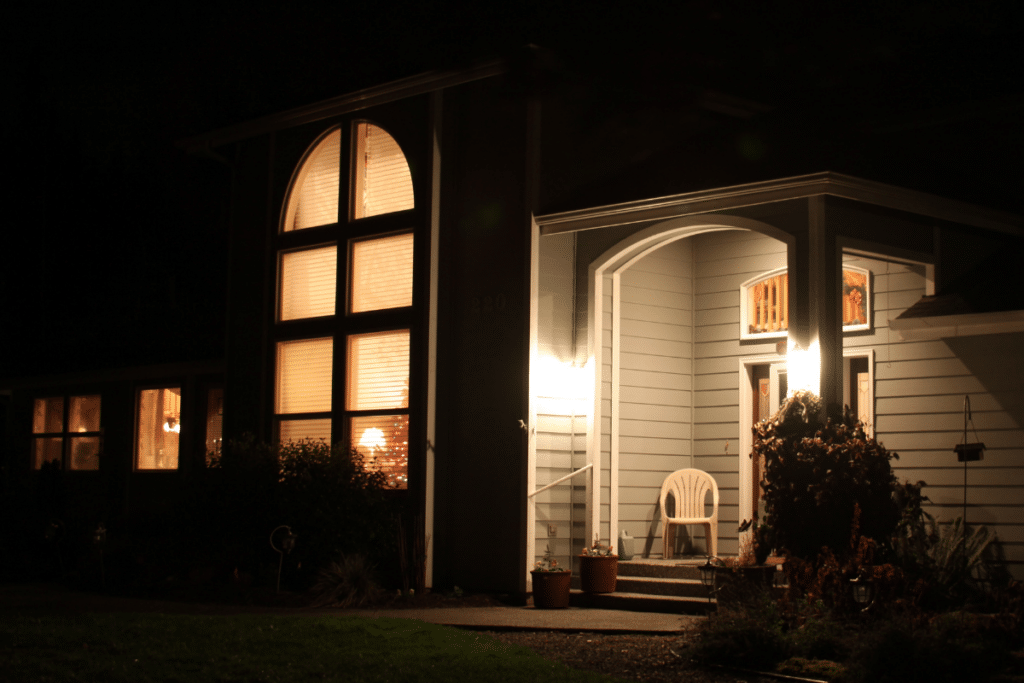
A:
659 468 719 559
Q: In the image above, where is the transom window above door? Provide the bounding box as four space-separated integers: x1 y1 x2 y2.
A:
740 265 871 340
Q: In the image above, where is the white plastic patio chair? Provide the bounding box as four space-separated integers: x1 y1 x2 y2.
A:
659 468 719 559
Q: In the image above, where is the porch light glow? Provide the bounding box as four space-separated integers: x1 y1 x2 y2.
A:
786 339 820 397
163 417 180 433
534 356 590 400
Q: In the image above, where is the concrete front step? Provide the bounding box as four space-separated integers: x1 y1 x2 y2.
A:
615 576 709 598
569 589 714 615
617 559 707 580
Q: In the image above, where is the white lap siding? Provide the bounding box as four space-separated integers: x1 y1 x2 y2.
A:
691 230 787 557
535 232 586 567
845 255 1024 579
616 239 695 557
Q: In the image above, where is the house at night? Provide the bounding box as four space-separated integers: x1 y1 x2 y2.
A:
4 48 1023 596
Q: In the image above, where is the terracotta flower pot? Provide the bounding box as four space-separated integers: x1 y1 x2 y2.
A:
531 570 571 609
579 554 618 593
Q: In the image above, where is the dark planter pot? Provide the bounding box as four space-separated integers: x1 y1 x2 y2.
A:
531 570 571 609
713 565 775 605
579 555 618 593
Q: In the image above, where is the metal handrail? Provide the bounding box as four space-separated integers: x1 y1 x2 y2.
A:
528 463 593 498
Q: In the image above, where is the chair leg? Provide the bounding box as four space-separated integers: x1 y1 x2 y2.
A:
705 523 717 558
663 524 673 559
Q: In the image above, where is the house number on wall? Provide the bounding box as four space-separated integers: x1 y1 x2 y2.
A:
470 294 507 314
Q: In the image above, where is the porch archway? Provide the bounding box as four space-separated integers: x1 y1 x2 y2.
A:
585 215 794 558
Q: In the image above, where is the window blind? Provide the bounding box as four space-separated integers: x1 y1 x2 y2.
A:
346 330 409 411
284 130 341 231
350 233 414 313
353 123 414 219
280 246 337 320
276 337 333 414
279 418 332 444
351 414 408 489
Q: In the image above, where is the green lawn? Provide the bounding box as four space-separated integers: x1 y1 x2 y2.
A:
1 613 615 682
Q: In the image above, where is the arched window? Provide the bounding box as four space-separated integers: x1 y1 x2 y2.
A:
740 265 871 339
283 129 341 232
352 123 414 219
272 121 417 489
741 268 788 339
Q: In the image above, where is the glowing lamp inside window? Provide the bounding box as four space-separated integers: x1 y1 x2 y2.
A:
358 427 386 451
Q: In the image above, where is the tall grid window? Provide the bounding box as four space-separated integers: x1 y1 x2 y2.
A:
32 395 102 471
274 120 416 488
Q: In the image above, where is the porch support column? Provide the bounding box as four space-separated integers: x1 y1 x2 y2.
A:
808 196 843 419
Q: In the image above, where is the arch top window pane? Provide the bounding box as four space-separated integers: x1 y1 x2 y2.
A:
280 246 337 320
283 130 341 232
353 123 414 219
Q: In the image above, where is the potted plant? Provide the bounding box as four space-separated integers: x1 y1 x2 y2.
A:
530 545 571 609
579 537 618 593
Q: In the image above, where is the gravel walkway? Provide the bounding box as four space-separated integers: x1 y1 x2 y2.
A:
480 630 782 683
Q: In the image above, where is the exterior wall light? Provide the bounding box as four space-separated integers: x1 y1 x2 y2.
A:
785 339 820 397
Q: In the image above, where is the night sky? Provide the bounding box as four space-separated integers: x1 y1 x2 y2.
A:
3 1 1022 378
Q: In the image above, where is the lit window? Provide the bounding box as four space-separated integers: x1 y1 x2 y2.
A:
346 331 409 411
276 338 333 414
279 418 332 444
740 266 871 339
275 338 333 443
283 130 341 232
351 414 409 488
279 245 337 320
841 268 870 330
747 271 788 337
352 123 414 219
136 388 180 470
350 233 414 313
274 120 416 484
204 387 224 465
32 395 101 471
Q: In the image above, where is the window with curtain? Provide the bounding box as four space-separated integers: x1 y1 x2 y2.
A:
274 119 416 488
136 388 180 470
32 395 101 471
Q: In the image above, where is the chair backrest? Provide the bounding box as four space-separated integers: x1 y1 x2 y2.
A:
659 469 719 519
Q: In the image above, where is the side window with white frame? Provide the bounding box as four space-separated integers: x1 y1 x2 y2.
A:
739 265 871 340
32 395 102 471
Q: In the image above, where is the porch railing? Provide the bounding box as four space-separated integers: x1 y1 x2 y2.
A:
528 463 593 498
